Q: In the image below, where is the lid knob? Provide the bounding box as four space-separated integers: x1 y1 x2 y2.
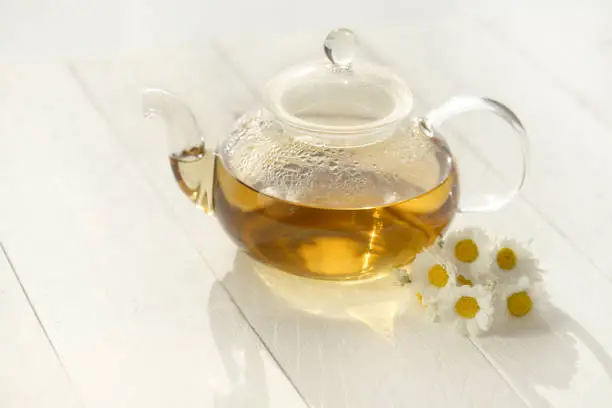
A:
323 28 357 69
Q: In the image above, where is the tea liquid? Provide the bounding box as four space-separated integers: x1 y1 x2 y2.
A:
214 162 456 280
170 139 455 281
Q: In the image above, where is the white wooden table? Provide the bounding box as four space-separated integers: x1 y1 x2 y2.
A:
2 1 612 407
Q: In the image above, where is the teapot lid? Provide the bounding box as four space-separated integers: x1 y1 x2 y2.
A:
263 28 414 145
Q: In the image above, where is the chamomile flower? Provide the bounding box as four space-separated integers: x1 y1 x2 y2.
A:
441 227 493 281
438 284 494 337
490 238 542 284
493 276 546 332
410 249 457 313
455 268 476 287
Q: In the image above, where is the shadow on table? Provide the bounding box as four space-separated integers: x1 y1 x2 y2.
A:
483 304 612 407
208 279 272 408
208 251 611 407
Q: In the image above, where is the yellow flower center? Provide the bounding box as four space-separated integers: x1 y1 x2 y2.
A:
455 239 479 263
507 291 532 317
455 296 480 318
497 247 517 270
428 264 449 287
457 274 473 286
416 292 427 308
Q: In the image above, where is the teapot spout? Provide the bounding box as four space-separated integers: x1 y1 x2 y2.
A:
142 88 215 214
142 88 205 155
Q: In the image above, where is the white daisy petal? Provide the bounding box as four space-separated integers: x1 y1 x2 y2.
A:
409 249 458 309
437 284 495 337
421 298 442 322
490 238 543 285
441 227 493 282
475 309 491 330
453 319 469 336
492 276 547 333
466 320 482 337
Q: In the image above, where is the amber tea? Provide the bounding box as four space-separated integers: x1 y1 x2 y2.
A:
170 145 215 214
170 140 458 281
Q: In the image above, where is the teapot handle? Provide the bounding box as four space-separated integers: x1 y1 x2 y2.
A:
421 96 528 213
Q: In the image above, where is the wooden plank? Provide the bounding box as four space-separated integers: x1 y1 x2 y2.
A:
0 62 307 408
0 245 81 408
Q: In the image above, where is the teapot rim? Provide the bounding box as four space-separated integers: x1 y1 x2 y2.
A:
262 60 414 144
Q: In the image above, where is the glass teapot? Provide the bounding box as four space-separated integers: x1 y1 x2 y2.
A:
143 28 527 281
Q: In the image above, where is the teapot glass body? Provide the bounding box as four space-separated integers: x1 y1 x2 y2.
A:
143 29 527 281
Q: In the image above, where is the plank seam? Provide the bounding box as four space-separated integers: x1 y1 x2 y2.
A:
0 242 85 408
